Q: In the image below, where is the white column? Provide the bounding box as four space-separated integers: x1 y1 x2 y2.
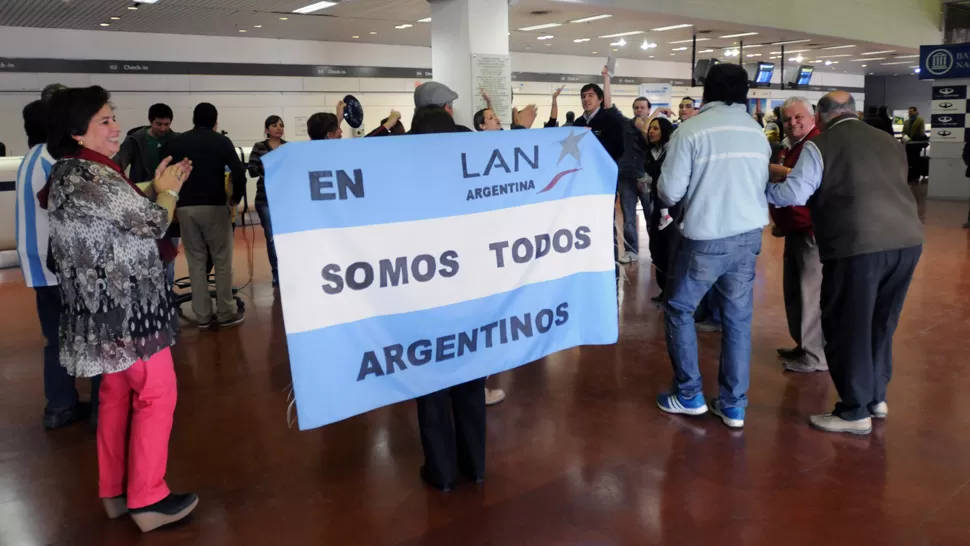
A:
429 0 510 129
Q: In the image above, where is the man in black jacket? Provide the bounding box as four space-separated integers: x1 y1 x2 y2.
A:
571 83 625 161
162 103 247 329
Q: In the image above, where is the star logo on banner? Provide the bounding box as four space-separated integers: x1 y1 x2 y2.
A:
557 130 587 165
539 130 588 194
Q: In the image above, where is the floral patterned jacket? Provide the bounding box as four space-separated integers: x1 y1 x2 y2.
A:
47 154 175 377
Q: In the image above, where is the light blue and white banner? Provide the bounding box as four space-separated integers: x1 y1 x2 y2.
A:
262 127 619 430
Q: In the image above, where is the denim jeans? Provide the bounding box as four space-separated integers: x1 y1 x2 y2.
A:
663 229 762 409
255 203 278 284
695 290 722 324
617 176 640 256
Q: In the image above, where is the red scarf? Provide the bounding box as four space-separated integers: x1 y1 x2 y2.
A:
37 147 178 263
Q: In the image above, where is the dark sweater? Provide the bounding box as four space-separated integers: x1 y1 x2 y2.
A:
161 127 247 207
809 116 924 261
571 108 625 162
248 139 286 206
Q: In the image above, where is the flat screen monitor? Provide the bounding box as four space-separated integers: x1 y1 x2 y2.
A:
785 65 814 87
744 62 775 86
693 58 720 84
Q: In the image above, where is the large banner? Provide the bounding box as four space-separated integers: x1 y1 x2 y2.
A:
263 128 619 430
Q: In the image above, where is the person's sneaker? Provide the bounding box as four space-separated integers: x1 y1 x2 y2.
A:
102 495 128 519
809 413 872 435
218 313 245 329
776 347 804 360
657 392 709 416
197 318 215 330
43 401 91 430
709 399 745 428
618 252 637 264
870 401 888 419
695 320 722 333
485 388 506 406
129 493 199 532
783 358 829 373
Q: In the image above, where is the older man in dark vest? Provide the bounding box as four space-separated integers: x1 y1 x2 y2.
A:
766 90 923 436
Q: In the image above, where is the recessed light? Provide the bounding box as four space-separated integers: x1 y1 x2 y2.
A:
914 67 921 73
238 29 246 32
822 44 856 50
127 5 138 10
651 24 692 31
599 30 644 38
669 38 709 44
649 55 654 58
574 38 590 43
862 50 895 55
613 48 618 52
880 61 910 65
369 31 377 35
279 17 288 20
720 32 759 38
417 17 431 23
670 53 675 56
895 54 920 59
545 43 551 46
293 1 337 14
110 16 121 20
861 64 867 67
592 51 597 54
771 39 811 45
100 23 110 27
742 44 764 48
640 40 657 50
518 23 562 31
818 54 853 58
352 35 359 39
570 14 612 23
395 24 413 29
746 53 762 57
672 47 688 51
253 25 262 28
537 35 554 40
851 57 884 61
700 49 714 53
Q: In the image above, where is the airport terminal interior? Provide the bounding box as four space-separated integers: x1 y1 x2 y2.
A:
1 0 969 544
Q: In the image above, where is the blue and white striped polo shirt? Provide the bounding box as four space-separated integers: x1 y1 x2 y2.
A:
15 144 58 287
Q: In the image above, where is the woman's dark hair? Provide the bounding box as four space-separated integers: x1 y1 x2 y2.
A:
193 102 218 129
702 63 749 106
307 112 339 140
411 107 457 135
379 117 406 135
648 117 674 149
148 103 173 122
47 85 111 159
473 108 490 131
772 106 785 139
23 99 50 148
754 112 765 128
264 115 283 137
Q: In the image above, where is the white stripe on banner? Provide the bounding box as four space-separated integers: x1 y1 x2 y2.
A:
276 194 615 334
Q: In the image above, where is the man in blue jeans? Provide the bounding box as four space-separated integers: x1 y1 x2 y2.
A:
655 63 770 428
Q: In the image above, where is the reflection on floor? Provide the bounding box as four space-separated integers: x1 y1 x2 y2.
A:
2 201 970 545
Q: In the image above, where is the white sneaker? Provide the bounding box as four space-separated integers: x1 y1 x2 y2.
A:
809 413 872 435
618 252 637 264
485 388 506 406
870 401 888 419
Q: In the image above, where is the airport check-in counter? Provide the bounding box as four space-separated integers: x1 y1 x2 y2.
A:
0 146 258 265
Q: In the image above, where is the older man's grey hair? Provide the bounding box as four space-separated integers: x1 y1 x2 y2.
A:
781 96 813 113
816 92 857 123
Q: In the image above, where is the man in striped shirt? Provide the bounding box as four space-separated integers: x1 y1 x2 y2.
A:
16 98 99 429
655 63 770 429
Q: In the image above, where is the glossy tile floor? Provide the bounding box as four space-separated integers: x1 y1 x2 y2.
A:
2 201 970 546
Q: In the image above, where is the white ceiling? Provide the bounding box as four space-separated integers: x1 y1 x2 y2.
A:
0 0 920 76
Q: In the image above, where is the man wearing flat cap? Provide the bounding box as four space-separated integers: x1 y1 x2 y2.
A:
413 81 473 132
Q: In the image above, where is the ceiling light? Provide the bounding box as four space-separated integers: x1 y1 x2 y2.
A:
127 5 138 10
537 35 554 40
914 67 921 73
136 0 159 2
746 53 762 57
369 31 377 35
592 51 597 54
417 17 431 23
880 61 910 65
293 1 337 14
641 40 657 50
352 35 359 38
238 29 246 32
110 16 121 20
783 49 811 53
771 39 811 45
789 55 804 62
720 32 759 38
824 60 833 65
670 53 675 56
669 38 709 44
651 24 693 31
724 48 740 57
395 24 413 29
822 44 856 50
862 50 895 55
811 60 822 64
851 57 883 61
610 38 627 47
100 23 110 27
742 44 764 49
599 31 644 38
649 55 654 58
574 38 590 43
861 64 867 67
519 23 562 31
699 49 714 53
569 14 612 23
895 54 920 59
545 43 551 46
253 25 262 28
672 47 688 51
279 17 288 20
818 54 853 58
910 65 920 68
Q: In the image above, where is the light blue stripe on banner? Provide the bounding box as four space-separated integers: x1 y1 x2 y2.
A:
286 270 618 430
21 147 47 288
261 127 618 236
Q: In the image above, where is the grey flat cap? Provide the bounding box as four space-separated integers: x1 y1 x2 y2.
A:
414 81 459 108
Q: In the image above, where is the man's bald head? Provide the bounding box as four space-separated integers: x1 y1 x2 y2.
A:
816 90 857 128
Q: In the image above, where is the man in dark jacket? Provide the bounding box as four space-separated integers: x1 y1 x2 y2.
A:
162 103 247 329
571 83 625 161
767 90 923 435
116 103 177 183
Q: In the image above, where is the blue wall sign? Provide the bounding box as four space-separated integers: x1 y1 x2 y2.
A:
921 44 970 80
